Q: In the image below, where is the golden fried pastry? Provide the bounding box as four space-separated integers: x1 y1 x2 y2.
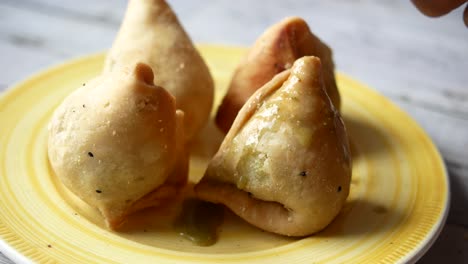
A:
48 63 187 229
105 0 214 141
196 56 351 236
216 17 339 134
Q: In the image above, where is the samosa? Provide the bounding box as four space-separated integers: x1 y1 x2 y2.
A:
105 0 214 141
196 57 351 236
216 17 339 134
48 63 188 229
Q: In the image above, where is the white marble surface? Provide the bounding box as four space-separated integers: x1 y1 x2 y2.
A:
0 0 467 263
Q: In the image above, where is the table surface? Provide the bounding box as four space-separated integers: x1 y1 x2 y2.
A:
0 0 467 263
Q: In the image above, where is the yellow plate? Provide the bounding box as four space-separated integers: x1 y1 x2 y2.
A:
0 45 449 263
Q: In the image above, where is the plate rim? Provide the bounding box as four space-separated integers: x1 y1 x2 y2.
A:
400 154 450 264
333 72 451 264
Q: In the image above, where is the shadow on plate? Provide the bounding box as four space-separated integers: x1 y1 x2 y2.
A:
343 114 389 161
316 198 404 238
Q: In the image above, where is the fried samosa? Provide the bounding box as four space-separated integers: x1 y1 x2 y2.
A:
216 17 339 134
196 56 351 236
48 63 187 229
105 0 214 141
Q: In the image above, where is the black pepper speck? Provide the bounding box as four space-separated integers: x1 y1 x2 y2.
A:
299 171 307 177
96 189 102 193
338 186 342 192
88 152 94 157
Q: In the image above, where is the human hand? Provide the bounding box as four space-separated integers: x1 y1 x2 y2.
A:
411 0 468 26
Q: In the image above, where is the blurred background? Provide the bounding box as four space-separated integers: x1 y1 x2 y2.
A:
0 0 467 263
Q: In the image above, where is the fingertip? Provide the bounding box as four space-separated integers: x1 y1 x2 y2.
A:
411 0 467 17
